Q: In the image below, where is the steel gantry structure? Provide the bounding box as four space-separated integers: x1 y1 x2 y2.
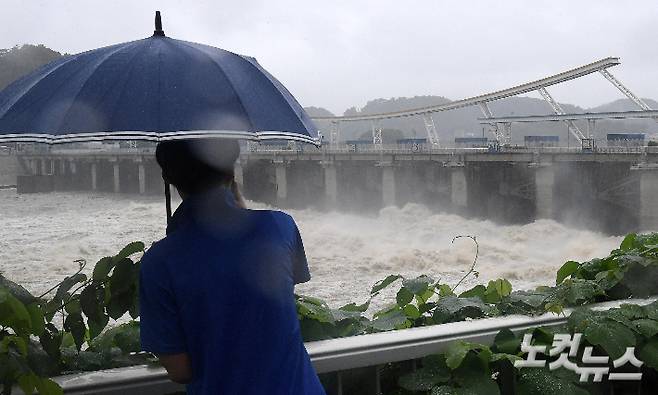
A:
311 57 655 147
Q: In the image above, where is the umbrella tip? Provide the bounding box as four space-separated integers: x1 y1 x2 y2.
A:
154 11 165 36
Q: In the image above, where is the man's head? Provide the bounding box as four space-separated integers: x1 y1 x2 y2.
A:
155 138 240 196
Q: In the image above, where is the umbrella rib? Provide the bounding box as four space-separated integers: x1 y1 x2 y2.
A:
0 55 75 117
58 41 144 130
174 40 256 133
238 56 310 134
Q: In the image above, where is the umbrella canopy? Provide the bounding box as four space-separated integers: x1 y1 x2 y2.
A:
0 12 320 145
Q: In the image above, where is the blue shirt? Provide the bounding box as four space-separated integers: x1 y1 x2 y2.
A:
139 186 325 394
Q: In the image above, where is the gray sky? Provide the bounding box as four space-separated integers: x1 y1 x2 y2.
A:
2 0 657 115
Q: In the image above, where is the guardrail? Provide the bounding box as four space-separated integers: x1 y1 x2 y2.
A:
11 144 657 157
248 144 652 155
17 297 653 395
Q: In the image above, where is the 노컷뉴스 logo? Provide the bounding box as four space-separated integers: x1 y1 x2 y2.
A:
514 333 643 382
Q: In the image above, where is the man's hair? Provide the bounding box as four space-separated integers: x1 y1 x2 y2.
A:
155 138 240 195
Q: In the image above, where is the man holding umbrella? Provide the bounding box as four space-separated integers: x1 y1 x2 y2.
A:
139 138 326 394
0 11 325 394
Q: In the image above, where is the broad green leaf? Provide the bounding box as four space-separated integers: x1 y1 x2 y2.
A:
106 292 134 320
432 296 486 324
571 311 636 359
35 377 63 395
620 233 637 251
297 297 335 324
17 372 40 395
517 368 589 395
492 328 520 354
619 303 646 319
109 258 136 295
396 287 414 306
80 285 105 322
497 290 548 315
1 335 28 356
416 288 436 304
619 263 658 298
0 273 37 305
445 341 489 369
63 312 87 351
54 273 87 303
459 285 486 299
370 274 402 295
452 352 499 395
107 259 138 319
114 241 145 262
92 256 115 282
369 308 407 331
402 275 434 295
398 368 450 391
39 323 63 360
402 304 421 320
88 314 110 340
631 319 658 338
0 288 32 336
556 261 580 285
639 336 658 370
113 322 141 353
64 298 81 315
645 301 658 321
483 279 512 303
295 294 326 306
338 300 370 312
26 302 44 336
437 284 454 297
558 279 604 306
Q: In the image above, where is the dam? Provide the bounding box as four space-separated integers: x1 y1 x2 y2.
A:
7 143 658 235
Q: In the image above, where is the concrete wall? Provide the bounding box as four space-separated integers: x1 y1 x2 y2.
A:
0 155 25 186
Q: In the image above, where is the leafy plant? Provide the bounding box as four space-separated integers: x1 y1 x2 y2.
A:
1 232 657 394
0 241 145 394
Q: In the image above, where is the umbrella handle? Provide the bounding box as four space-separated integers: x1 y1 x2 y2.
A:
164 181 172 224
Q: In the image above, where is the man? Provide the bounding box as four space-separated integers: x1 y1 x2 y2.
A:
139 138 325 394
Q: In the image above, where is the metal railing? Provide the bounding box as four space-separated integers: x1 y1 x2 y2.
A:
246 144 653 156
20 297 653 395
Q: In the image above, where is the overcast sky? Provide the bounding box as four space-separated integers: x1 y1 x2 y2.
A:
2 0 657 115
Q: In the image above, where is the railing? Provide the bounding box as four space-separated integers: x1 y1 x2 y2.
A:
12 144 658 157
17 298 653 395
247 144 653 156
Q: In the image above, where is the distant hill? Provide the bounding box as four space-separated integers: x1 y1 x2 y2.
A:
1 43 655 143
0 44 64 91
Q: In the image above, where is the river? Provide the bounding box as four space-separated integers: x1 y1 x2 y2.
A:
0 189 621 310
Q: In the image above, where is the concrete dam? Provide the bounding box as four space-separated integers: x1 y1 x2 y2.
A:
7 145 658 235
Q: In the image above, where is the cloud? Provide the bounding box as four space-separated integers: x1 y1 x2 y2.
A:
1 0 657 114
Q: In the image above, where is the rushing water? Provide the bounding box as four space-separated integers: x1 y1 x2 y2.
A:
0 189 622 310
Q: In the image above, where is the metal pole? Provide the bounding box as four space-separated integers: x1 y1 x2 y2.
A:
164 182 172 225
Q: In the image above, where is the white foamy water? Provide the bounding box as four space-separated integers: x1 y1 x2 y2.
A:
0 190 622 309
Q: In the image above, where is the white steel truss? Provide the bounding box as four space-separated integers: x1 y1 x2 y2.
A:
422 114 440 146
370 120 383 148
329 121 341 147
312 57 620 122
537 87 586 142
478 102 505 143
599 69 652 111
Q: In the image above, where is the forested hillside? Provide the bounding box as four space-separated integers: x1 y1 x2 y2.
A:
0 44 63 90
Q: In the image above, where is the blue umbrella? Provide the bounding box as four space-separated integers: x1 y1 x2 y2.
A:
0 12 320 146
